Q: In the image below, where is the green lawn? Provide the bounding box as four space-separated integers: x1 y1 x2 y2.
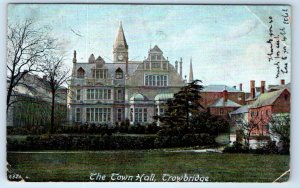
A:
7 150 289 182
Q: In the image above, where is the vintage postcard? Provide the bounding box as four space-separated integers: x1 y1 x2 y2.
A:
6 4 291 182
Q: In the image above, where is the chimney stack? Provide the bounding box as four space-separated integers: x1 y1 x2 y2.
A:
261 81 265 94
280 79 285 85
73 50 77 63
223 90 228 102
250 80 255 99
239 83 243 91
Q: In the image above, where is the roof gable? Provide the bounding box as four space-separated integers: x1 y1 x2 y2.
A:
209 98 241 108
229 105 250 115
150 45 163 53
250 89 290 108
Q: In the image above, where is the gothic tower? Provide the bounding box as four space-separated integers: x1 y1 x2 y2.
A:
113 21 128 63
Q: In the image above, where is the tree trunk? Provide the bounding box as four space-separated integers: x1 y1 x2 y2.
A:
50 90 55 134
7 85 13 112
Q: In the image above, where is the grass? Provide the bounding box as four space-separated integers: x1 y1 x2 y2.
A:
7 150 289 182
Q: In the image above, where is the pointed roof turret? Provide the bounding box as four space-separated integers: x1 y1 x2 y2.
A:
88 54 95 63
189 57 194 83
114 21 128 49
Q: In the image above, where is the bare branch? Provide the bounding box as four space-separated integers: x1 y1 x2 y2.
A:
7 18 59 111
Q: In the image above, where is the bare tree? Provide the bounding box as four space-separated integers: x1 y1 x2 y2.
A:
234 118 266 149
41 54 70 133
7 19 56 111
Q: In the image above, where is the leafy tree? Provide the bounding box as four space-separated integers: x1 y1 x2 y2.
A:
191 112 230 135
155 79 204 131
269 115 290 154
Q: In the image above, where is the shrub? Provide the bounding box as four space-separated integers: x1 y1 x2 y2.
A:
223 142 249 153
223 141 288 155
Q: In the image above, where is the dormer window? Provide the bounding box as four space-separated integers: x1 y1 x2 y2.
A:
115 68 123 79
77 67 85 78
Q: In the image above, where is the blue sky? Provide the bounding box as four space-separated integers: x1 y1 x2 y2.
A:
8 4 291 91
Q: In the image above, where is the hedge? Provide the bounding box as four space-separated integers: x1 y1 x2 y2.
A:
7 133 216 151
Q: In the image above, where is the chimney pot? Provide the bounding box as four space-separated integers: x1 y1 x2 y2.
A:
261 81 265 94
223 90 228 102
239 83 243 91
250 80 255 99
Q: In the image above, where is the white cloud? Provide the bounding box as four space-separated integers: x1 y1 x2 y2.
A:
225 19 259 41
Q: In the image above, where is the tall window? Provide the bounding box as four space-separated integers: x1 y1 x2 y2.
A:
93 69 107 79
116 89 123 100
76 108 81 122
145 75 168 86
130 108 133 122
115 68 123 79
86 108 111 122
76 89 81 100
117 108 122 121
86 89 111 100
143 108 147 122
133 108 148 123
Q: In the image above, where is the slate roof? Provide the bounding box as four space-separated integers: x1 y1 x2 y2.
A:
209 98 241 108
74 62 141 77
202 85 242 92
250 88 289 108
268 83 291 91
245 91 261 101
13 74 67 104
229 105 250 115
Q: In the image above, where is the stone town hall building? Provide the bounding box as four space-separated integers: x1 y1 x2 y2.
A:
68 22 190 125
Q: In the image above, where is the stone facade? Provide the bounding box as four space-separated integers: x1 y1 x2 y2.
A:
68 23 185 125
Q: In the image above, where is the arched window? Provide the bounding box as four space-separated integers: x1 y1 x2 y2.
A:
77 67 85 78
115 68 123 79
